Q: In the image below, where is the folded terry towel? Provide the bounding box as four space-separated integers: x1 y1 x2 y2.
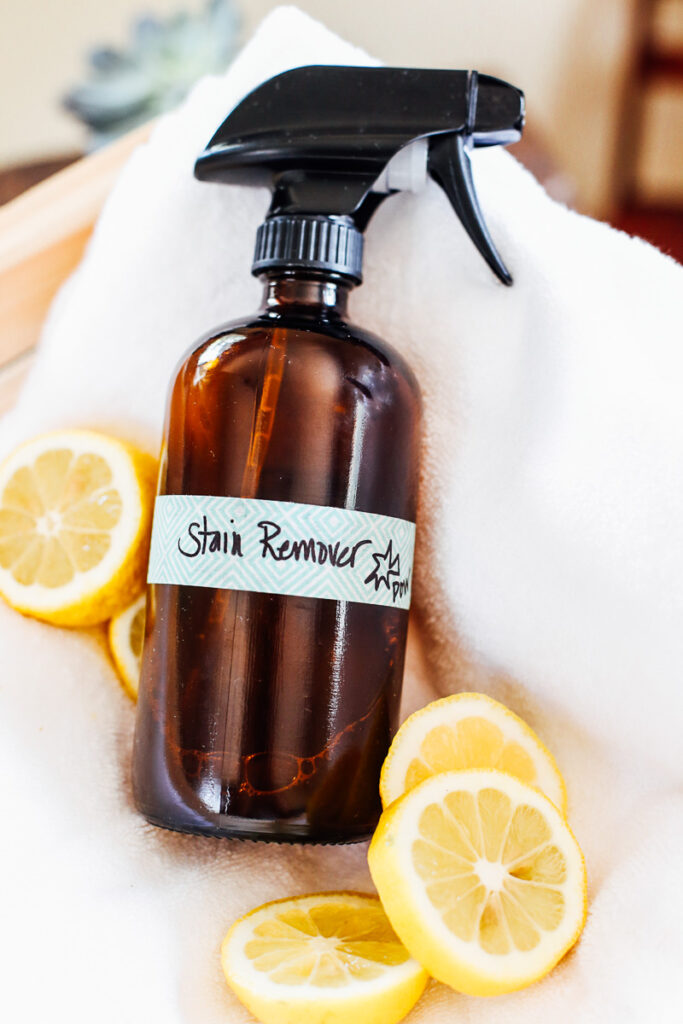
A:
3 7 683 1022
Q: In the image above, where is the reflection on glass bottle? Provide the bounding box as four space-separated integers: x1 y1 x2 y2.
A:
133 276 421 842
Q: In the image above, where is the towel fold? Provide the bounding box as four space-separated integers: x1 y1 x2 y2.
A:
2 7 682 1022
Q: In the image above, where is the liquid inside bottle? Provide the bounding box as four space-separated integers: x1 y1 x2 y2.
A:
133 274 421 842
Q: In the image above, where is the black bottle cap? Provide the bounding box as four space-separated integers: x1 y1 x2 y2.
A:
252 214 363 282
195 66 525 285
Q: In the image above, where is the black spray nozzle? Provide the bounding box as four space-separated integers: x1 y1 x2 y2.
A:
195 66 524 285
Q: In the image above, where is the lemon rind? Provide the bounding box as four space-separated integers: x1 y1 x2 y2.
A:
369 769 587 997
108 592 146 699
222 891 428 1024
0 430 156 627
380 692 567 815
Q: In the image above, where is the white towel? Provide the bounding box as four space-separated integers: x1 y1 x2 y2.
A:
2 7 682 1022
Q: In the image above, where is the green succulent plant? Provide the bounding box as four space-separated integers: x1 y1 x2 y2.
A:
64 0 241 148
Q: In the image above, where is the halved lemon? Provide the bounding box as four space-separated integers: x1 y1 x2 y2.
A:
369 770 586 996
221 892 428 1024
0 430 157 626
380 693 566 814
109 592 146 699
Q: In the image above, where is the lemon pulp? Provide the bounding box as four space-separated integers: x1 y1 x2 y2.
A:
380 693 566 813
109 592 146 698
369 770 586 996
222 892 428 1024
0 449 121 586
0 431 156 626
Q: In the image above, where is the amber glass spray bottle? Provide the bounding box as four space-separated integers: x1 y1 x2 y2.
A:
133 66 524 842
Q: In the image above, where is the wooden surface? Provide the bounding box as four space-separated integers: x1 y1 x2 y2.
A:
0 155 79 206
0 122 152 417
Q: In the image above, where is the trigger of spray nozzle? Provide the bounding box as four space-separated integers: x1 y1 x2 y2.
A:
371 138 429 195
194 65 525 286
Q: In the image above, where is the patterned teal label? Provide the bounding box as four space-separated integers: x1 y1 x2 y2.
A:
147 495 415 609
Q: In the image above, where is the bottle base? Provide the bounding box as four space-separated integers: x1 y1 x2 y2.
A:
140 807 375 846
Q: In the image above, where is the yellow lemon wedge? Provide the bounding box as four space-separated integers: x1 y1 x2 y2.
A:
369 770 586 996
0 430 156 626
109 592 146 699
380 693 566 814
221 892 429 1024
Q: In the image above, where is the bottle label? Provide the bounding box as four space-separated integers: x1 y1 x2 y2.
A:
147 495 415 610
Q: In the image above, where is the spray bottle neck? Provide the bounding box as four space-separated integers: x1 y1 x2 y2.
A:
261 273 352 319
253 214 364 285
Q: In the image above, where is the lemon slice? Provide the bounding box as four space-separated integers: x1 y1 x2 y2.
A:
0 430 157 626
109 592 146 699
380 693 566 814
369 770 586 996
221 892 428 1024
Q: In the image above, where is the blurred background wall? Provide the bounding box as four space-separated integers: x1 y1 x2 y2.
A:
0 0 681 219
0 0 679 415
